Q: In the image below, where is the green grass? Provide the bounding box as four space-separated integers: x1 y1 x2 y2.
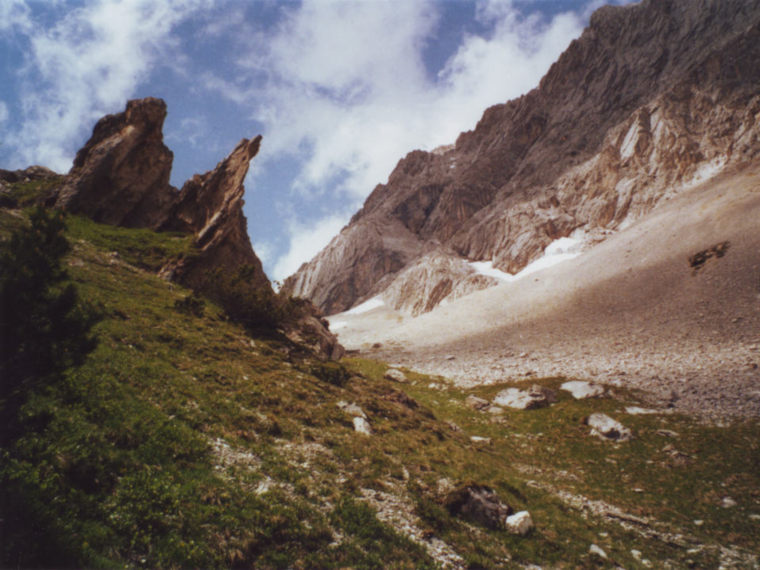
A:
1 210 758 568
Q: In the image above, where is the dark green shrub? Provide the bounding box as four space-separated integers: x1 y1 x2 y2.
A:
198 265 286 333
0 207 99 420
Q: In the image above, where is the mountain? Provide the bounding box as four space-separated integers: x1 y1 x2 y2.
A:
283 0 760 316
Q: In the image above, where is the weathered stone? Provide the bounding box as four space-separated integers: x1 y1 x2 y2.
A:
465 395 490 411
384 368 408 383
561 380 605 399
352 417 372 435
589 544 608 559
586 413 633 441
444 485 512 530
337 401 366 419
505 511 534 536
493 387 551 410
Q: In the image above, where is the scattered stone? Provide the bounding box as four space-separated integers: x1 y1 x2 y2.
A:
445 354 456 360
465 394 491 410
444 484 512 530
561 380 605 399
493 386 552 410
487 405 505 415
625 406 661 414
589 544 607 559
384 368 409 383
337 401 367 419
693 519 704 526
505 511 534 536
353 417 372 435
470 436 491 444
446 421 463 432
656 429 679 438
721 496 737 508
749 513 760 521
585 413 633 441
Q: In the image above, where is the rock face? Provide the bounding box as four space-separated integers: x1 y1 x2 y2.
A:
284 0 760 316
54 98 176 229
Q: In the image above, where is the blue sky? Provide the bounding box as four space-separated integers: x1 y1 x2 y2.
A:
0 0 628 283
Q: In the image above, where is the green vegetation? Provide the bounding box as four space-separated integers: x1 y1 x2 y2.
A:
0 206 758 568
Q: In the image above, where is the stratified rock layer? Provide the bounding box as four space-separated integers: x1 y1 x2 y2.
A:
284 0 760 315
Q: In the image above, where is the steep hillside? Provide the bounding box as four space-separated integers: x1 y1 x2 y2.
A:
1 201 758 568
284 0 760 316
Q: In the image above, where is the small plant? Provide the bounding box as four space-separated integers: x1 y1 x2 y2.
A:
174 292 205 317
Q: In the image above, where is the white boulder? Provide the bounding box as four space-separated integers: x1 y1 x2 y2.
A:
353 417 372 435
561 380 605 399
505 511 534 536
586 413 632 441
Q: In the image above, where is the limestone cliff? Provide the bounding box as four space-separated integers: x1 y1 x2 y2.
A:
284 0 760 316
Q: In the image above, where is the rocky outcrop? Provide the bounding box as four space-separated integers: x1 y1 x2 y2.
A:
53 97 176 228
285 0 760 316
159 136 269 289
47 97 342 360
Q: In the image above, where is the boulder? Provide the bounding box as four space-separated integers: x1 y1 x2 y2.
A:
561 380 605 399
493 386 553 410
444 485 512 530
384 368 408 383
586 413 632 441
337 401 366 419
465 395 490 411
352 416 372 435
505 511 534 536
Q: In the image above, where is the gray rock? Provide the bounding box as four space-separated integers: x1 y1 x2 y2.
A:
465 394 490 410
444 485 512 530
589 544 607 559
384 368 408 383
505 511 534 536
353 417 372 435
337 401 367 419
493 386 551 410
561 380 605 399
586 413 632 441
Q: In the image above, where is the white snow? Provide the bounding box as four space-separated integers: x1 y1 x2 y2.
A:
343 296 385 315
329 320 347 330
469 233 585 283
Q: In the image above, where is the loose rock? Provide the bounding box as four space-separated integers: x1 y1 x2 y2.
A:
444 485 512 530
384 368 409 383
353 417 372 435
493 386 552 410
505 511 534 536
465 394 490 410
585 413 632 441
561 380 605 399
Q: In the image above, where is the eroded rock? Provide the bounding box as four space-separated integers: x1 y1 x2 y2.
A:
586 413 633 441
444 484 512 530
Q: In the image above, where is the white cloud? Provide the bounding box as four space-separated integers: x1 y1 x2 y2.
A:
6 0 211 171
271 212 351 283
0 101 8 124
0 0 32 34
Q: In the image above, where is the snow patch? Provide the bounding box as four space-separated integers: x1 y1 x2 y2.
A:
330 320 347 330
344 296 385 315
469 232 585 282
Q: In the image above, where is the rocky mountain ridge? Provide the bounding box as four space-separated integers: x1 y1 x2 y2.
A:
284 0 760 316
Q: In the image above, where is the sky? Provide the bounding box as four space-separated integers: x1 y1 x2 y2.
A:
0 0 631 283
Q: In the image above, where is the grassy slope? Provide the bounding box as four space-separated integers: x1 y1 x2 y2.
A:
1 205 758 568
